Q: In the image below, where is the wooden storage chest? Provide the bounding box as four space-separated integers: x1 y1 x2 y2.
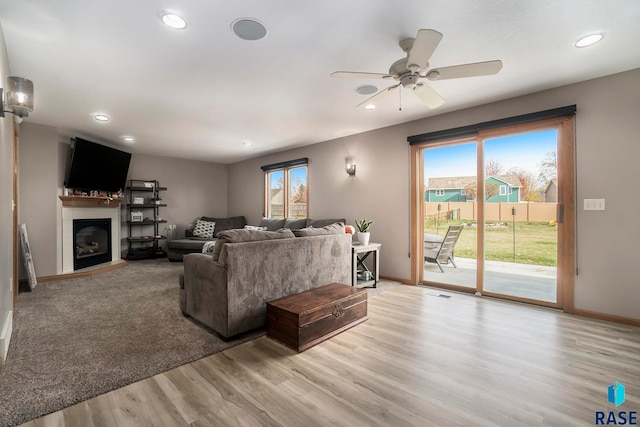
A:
266 283 368 352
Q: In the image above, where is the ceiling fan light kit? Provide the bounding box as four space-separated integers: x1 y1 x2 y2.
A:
332 28 503 110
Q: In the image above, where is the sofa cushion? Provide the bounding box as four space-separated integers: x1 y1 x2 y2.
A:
192 219 216 238
293 223 345 237
212 228 295 261
259 217 286 231
307 218 346 228
283 218 309 230
201 216 247 237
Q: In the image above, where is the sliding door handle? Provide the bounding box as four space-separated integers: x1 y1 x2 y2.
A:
557 204 564 224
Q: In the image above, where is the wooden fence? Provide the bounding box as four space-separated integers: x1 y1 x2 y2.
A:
425 202 557 223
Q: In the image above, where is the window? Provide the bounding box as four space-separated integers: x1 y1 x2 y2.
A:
460 189 466 196
435 190 445 196
499 185 507 196
263 158 308 218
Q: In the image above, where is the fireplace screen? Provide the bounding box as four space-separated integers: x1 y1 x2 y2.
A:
73 218 112 270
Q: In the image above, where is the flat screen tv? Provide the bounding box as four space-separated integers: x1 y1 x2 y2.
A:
64 138 132 192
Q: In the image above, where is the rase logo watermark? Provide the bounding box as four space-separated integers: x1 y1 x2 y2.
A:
609 382 626 407
596 382 637 425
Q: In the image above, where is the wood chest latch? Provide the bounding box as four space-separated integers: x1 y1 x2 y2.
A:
332 304 343 317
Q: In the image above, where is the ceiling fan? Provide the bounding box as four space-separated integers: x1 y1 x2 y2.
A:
331 29 503 109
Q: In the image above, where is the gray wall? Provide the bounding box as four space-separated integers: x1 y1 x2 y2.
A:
18 123 60 277
17 126 228 276
0 23 14 362
228 68 640 320
126 153 228 238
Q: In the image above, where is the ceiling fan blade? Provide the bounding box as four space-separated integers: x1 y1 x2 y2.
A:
355 83 401 109
407 29 443 72
412 83 444 109
331 71 392 79
426 60 503 80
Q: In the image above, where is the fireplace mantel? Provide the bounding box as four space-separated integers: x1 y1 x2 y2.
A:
59 195 121 208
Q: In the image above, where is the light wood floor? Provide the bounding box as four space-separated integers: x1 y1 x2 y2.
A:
24 285 640 426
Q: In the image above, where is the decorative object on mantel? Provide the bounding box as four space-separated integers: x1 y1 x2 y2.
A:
355 219 373 245
58 195 121 208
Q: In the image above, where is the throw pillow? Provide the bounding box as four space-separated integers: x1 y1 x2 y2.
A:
202 241 216 254
293 223 345 237
244 225 268 231
192 219 215 238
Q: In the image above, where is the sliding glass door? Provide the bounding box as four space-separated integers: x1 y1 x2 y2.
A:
482 130 558 303
412 115 575 310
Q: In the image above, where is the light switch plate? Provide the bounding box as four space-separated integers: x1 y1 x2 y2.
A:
584 199 605 210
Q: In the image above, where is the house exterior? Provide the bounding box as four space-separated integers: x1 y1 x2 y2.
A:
543 179 558 203
426 175 521 203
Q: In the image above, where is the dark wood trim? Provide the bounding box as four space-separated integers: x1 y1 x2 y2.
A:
34 260 128 283
260 158 308 172
408 105 577 144
59 195 121 208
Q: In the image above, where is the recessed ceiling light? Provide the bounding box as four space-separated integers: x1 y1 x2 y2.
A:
364 104 376 110
122 136 136 143
355 85 378 95
242 141 253 146
231 18 267 41
575 33 604 48
161 12 187 30
94 114 110 122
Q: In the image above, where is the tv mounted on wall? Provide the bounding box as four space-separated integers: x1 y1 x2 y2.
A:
64 137 132 193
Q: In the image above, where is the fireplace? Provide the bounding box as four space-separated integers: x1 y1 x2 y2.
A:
72 218 112 270
60 198 121 274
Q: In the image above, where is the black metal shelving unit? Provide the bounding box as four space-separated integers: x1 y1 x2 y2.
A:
125 179 167 259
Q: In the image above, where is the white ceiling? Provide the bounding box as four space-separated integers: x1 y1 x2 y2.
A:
1 0 639 164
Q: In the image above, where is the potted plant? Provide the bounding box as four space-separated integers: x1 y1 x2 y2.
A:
355 219 373 245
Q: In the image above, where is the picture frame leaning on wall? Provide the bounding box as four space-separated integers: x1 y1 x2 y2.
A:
19 223 37 291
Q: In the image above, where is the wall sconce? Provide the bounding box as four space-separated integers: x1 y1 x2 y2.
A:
1 76 34 118
345 157 356 176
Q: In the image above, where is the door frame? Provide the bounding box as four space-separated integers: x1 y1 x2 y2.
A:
12 117 19 307
410 115 575 312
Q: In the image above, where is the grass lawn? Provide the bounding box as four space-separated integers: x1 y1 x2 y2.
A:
424 220 557 267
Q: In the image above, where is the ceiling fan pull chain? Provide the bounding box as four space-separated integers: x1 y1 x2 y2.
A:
399 86 402 111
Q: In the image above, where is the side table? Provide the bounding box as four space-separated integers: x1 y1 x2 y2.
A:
351 243 381 288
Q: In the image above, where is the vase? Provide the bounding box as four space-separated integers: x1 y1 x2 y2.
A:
358 231 370 245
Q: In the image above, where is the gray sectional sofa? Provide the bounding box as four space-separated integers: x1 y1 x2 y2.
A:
180 224 351 339
168 216 345 261
167 216 247 261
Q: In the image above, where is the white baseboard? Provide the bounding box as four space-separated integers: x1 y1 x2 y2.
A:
0 310 13 365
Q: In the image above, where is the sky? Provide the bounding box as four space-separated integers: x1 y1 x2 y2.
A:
268 166 307 190
423 129 557 182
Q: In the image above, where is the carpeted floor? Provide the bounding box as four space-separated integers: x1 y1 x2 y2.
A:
0 259 262 427
0 258 399 427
